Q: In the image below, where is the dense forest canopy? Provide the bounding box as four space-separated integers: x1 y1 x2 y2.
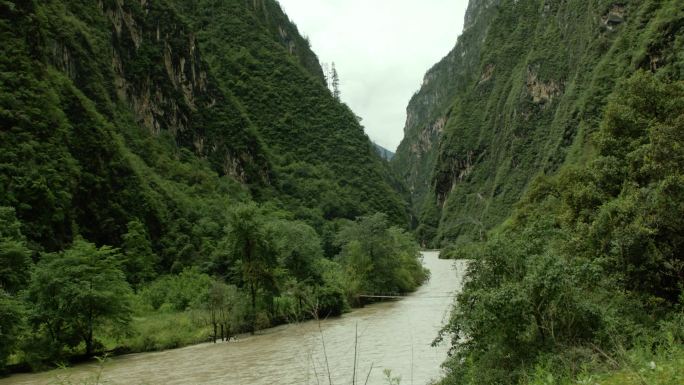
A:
389 0 684 383
1 0 683 384
0 0 420 370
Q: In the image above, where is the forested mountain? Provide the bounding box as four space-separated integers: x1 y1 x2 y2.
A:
0 0 419 369
170 0 409 225
0 0 407 259
390 0 684 384
3 0 683 382
393 0 684 246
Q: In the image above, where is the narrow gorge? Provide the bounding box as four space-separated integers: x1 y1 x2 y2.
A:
1 0 683 384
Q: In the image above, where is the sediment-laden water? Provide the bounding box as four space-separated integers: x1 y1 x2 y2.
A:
1 251 467 385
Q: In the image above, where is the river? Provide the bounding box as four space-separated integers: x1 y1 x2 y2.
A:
1 251 467 385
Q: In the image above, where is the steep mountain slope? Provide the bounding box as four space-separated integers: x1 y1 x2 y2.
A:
393 0 684 246
395 1 684 384
392 0 498 242
171 0 410 225
0 0 407 264
0 0 268 257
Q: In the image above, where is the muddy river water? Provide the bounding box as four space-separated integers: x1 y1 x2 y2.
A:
1 251 467 385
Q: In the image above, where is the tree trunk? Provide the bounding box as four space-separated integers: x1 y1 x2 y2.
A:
85 324 94 356
250 284 257 334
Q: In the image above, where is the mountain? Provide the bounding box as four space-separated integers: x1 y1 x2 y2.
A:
396 1 684 383
374 143 395 161
0 0 408 262
393 0 684 246
169 0 410 225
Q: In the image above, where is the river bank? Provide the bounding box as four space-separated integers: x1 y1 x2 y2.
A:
1 252 466 385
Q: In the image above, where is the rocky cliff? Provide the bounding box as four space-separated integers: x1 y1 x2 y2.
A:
0 0 408 261
393 0 684 245
391 0 498 238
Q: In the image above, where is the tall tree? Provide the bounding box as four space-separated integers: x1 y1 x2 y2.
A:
121 220 159 287
27 240 132 356
0 207 31 294
225 203 277 333
336 213 426 296
0 207 30 369
0 291 23 370
331 62 341 100
268 219 323 282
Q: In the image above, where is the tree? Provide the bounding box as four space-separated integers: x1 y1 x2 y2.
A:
200 280 247 342
331 62 340 100
0 207 30 368
322 62 331 89
336 213 426 297
224 203 277 333
0 291 23 370
27 239 133 357
268 219 323 282
121 219 159 287
0 207 32 294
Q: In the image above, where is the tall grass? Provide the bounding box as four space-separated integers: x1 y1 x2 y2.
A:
100 310 212 354
523 316 684 385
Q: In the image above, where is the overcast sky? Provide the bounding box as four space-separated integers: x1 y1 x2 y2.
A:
278 0 470 151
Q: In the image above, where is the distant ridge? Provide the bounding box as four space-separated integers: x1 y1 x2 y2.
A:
374 143 395 161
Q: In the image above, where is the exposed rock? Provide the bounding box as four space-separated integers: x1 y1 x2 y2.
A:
410 117 446 157
602 5 626 31
107 0 142 49
479 63 495 83
48 40 76 80
464 0 500 31
526 69 562 104
435 149 479 207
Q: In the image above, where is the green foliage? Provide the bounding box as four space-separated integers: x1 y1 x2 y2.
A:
0 207 30 369
0 0 422 372
26 240 133 358
219 203 278 332
396 0 684 246
521 313 684 385
336 213 427 301
199 280 249 337
138 268 213 312
0 207 32 294
439 72 684 385
113 309 212 353
0 291 24 371
121 220 159 287
169 0 410 227
0 0 409 277
268 219 324 283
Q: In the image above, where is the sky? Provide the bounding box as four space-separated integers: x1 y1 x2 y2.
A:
277 0 470 152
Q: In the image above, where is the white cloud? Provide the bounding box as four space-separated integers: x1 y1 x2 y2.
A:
277 0 470 151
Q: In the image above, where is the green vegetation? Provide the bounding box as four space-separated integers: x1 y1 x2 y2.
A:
394 0 684 247
219 203 278 333
3 0 682 383
436 72 684 385
0 0 423 374
336 213 428 303
169 0 410 229
1 205 424 370
392 2 684 382
26 240 133 358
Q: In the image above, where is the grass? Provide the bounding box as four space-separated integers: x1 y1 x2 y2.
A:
525 332 684 385
100 310 212 354
586 344 684 385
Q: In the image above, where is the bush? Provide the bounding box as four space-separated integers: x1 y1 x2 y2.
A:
138 268 213 311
